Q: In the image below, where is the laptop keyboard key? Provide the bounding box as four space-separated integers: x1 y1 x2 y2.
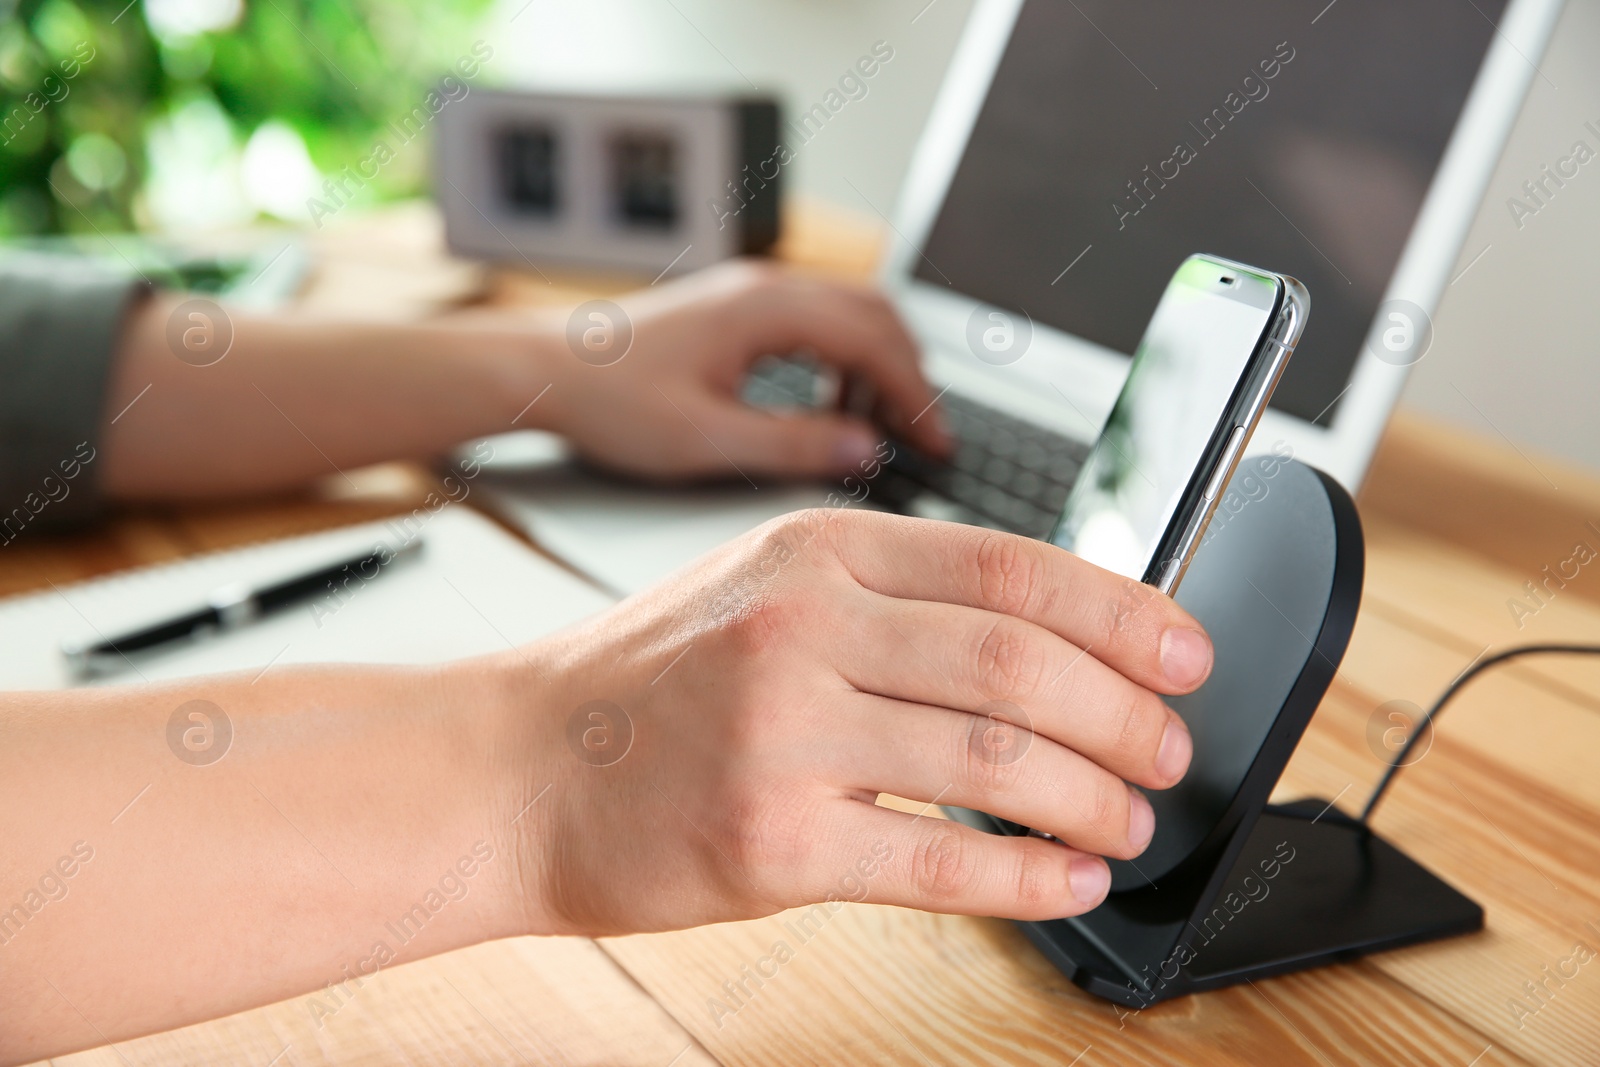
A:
742 356 1092 538
953 443 988 473
1010 470 1043 502
1016 441 1050 472
1049 455 1083 484
905 491 983 526
984 457 1017 485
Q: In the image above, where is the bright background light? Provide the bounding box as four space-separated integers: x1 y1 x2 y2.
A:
241 122 321 222
144 0 244 38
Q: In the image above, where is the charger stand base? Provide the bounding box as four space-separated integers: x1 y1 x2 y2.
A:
951 802 1482 1006
949 461 1483 1006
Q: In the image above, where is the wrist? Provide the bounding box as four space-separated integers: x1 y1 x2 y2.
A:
431 311 575 437
458 644 571 938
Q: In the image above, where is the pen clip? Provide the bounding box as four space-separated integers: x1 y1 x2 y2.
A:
208 583 259 629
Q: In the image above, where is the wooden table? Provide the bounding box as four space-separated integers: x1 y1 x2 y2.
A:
20 203 1600 1067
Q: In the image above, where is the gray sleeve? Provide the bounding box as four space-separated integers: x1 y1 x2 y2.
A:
0 254 147 534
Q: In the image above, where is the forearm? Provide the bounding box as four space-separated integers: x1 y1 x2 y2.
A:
93 263 951 500
98 294 563 500
0 655 543 1064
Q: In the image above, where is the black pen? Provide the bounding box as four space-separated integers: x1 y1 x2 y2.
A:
61 539 423 679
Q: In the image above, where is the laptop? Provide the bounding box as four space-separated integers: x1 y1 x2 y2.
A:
479 0 1562 593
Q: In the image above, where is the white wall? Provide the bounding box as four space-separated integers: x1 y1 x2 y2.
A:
485 0 1599 471
483 0 974 214
1400 0 1600 472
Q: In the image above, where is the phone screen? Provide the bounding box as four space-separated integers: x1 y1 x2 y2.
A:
1050 258 1279 583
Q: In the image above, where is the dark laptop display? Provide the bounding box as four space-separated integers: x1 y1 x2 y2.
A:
914 0 1505 425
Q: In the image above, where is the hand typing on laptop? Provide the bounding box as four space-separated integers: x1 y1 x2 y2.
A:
524 260 953 479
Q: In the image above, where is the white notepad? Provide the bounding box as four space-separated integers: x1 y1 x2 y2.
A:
471 430 834 596
0 506 617 691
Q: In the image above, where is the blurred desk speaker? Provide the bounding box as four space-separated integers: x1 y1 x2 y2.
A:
436 89 782 277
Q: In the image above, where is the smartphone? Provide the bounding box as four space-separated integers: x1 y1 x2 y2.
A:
1048 254 1308 595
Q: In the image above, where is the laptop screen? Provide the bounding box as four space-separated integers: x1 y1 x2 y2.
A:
913 0 1505 425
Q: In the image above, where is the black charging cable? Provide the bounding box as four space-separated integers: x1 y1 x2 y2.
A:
1359 642 1600 824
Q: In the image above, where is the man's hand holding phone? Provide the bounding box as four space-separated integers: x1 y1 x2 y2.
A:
505 508 1210 937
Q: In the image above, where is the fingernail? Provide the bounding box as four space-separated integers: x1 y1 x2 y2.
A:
1068 856 1111 905
1155 720 1193 783
1127 788 1155 853
833 427 877 469
1160 627 1213 688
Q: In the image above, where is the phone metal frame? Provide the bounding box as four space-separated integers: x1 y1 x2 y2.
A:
1146 256 1309 595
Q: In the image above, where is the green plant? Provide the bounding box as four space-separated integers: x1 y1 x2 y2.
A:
0 0 492 236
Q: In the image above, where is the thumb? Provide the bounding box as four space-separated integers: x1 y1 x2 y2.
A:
699 402 882 479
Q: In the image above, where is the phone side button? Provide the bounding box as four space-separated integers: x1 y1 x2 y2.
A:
1202 425 1247 501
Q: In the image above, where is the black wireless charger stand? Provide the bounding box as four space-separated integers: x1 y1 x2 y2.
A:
948 458 1483 1006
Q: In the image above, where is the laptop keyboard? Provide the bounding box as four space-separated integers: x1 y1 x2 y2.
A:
743 356 1091 540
